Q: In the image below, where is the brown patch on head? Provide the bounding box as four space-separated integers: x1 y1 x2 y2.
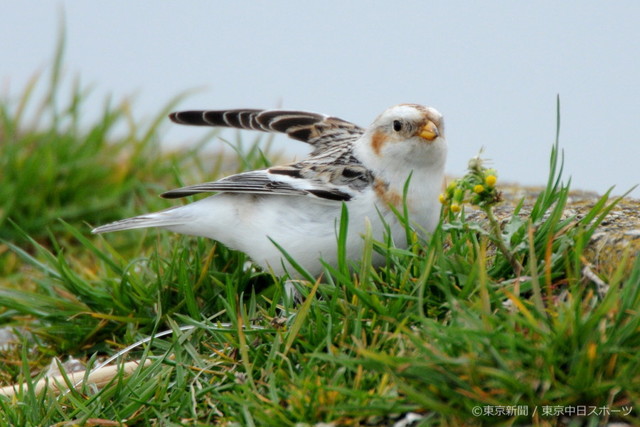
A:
398 104 444 137
370 130 386 156
374 178 402 208
399 103 428 112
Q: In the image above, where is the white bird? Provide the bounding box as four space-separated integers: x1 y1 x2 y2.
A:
92 104 447 277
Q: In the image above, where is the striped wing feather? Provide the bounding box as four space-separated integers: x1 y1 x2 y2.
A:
161 169 352 201
169 109 364 148
164 108 368 202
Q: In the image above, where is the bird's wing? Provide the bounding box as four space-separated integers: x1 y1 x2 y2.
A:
161 160 373 202
169 109 365 152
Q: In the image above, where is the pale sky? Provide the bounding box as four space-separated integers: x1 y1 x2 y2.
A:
3 1 639 197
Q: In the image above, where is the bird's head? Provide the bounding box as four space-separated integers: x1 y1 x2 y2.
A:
357 104 446 171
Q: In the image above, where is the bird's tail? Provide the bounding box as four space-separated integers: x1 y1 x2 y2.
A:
92 207 185 234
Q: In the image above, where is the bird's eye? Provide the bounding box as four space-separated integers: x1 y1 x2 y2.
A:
393 120 402 132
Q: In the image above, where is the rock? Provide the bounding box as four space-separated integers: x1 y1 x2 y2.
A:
464 183 640 280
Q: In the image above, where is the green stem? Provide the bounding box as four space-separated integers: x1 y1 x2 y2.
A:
483 206 523 276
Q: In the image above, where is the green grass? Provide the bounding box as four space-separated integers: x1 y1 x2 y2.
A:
0 43 639 426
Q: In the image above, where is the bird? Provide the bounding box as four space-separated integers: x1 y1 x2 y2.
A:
92 104 447 278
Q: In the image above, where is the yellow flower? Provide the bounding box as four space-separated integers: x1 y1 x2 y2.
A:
450 203 461 213
485 175 497 187
439 193 447 204
473 184 485 194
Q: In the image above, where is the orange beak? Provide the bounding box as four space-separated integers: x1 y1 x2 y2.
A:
419 120 439 141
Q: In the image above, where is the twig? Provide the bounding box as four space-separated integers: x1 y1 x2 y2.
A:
582 264 610 298
0 360 151 398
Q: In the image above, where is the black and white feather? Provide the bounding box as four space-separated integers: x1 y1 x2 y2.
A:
169 109 364 154
161 109 370 201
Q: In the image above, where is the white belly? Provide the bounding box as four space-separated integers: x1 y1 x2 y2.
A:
164 191 419 276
